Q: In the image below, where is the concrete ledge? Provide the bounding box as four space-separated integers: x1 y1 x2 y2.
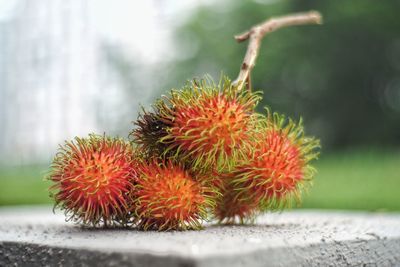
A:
1 206 400 267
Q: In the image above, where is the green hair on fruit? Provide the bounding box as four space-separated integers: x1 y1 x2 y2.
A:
132 77 261 173
48 134 140 227
47 11 322 230
215 109 320 223
132 160 216 231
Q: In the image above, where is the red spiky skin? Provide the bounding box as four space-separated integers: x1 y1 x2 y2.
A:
243 130 304 205
214 173 260 224
49 134 139 227
133 77 261 172
134 161 212 230
214 131 305 223
235 132 317 210
245 130 305 200
216 111 320 222
171 94 251 164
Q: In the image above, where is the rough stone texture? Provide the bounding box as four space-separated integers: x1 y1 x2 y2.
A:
0 206 400 267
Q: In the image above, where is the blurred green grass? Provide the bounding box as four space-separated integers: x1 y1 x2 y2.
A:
0 149 399 210
302 149 400 211
0 165 51 206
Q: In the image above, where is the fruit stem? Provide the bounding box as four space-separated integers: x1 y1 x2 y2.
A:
233 11 322 92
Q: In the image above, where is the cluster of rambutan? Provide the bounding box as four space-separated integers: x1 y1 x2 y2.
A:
48 76 319 230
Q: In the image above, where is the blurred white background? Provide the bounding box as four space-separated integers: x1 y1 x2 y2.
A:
0 0 214 165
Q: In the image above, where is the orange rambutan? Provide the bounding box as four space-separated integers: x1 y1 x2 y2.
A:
132 76 261 171
48 134 140 227
133 160 214 230
213 172 260 224
229 110 320 213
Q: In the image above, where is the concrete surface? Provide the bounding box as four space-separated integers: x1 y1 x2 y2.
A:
0 206 400 267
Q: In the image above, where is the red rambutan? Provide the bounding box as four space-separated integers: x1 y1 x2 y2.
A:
133 160 214 230
230 110 320 212
48 134 139 227
47 11 323 230
132 77 261 171
213 173 260 224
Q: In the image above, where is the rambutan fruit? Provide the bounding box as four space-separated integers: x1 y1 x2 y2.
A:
133 160 214 231
132 76 261 172
130 108 173 158
228 109 320 214
48 134 140 227
213 172 260 224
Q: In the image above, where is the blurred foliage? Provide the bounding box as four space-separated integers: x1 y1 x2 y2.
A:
0 165 51 206
1 150 399 210
302 149 400 211
161 0 400 151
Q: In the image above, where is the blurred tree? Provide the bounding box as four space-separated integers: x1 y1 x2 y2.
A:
162 0 400 151
99 43 166 136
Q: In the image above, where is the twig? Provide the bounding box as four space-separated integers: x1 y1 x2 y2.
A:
233 11 322 91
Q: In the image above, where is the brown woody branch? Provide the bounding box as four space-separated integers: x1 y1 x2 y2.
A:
233 11 322 91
